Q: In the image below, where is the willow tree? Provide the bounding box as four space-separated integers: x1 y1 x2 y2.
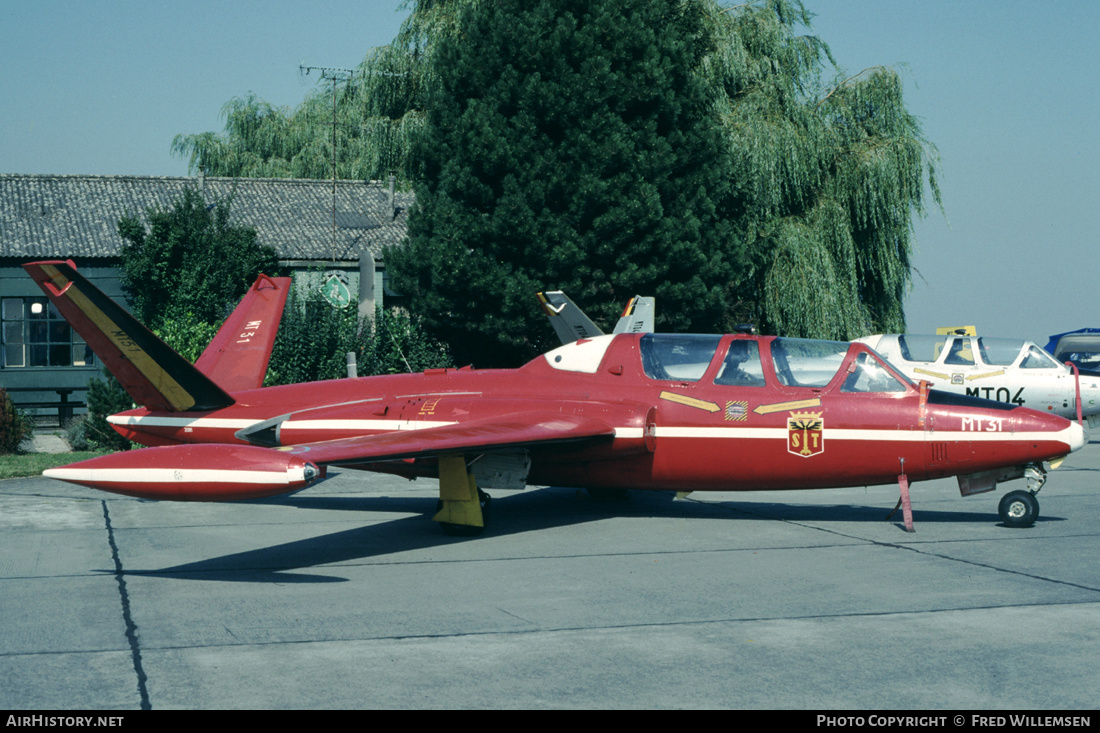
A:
170 7 453 184
702 0 940 338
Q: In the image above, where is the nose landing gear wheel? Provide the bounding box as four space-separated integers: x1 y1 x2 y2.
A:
998 490 1038 528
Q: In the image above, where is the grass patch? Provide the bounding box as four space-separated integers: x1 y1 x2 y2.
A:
0 451 109 480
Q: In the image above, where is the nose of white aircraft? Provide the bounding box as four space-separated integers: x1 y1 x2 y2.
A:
1078 376 1100 420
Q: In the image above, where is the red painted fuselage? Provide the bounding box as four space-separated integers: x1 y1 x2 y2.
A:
102 333 1085 495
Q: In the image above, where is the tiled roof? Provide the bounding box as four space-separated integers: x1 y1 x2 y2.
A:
0 174 412 261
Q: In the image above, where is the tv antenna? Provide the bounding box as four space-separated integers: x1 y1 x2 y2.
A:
300 65 356 262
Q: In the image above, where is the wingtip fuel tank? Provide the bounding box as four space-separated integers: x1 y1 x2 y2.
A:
44 444 321 501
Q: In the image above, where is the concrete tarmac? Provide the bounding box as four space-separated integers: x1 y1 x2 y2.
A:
2 441 1099 710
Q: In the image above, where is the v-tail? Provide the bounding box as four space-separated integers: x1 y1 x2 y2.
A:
23 260 289 411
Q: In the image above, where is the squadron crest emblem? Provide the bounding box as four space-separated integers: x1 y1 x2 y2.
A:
787 410 824 457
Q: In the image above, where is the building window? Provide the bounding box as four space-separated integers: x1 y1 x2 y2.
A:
1 297 95 368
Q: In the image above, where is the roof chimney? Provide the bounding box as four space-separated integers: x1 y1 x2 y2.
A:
387 172 396 221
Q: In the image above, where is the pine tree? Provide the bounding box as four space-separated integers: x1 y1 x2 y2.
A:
387 0 740 366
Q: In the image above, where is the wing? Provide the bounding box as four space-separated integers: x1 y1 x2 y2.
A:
277 411 616 466
42 412 616 501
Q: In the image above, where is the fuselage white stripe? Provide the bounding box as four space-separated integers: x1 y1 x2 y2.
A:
112 416 1079 447
651 426 1071 442
281 420 455 431
107 416 260 429
106 416 457 431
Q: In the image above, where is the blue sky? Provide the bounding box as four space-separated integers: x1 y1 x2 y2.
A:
0 0 410 175
2 1 1096 344
810 1 1100 344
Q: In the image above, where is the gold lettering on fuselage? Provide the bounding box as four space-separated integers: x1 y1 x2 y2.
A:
753 398 821 415
659 391 720 413
914 367 950 380
965 370 1006 381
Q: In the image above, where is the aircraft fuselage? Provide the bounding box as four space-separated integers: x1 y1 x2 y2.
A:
105 333 1084 494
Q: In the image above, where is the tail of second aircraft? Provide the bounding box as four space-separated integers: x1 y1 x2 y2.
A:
536 290 655 345
536 290 605 344
24 261 290 412
612 295 654 335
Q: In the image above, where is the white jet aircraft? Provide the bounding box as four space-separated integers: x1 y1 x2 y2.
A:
857 333 1100 428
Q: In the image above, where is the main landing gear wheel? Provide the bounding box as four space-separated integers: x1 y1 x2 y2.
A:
999 490 1039 528
436 490 491 537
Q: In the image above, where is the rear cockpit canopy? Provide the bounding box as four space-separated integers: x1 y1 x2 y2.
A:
768 338 909 393
880 334 1063 371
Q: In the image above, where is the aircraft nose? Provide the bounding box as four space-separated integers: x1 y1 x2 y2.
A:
1013 408 1088 457
1066 419 1089 452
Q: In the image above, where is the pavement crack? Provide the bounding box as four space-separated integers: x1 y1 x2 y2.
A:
886 541 1100 594
718 501 1100 595
102 500 152 710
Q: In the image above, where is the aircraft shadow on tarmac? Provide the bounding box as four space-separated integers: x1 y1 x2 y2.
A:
126 483 1060 584
129 488 687 584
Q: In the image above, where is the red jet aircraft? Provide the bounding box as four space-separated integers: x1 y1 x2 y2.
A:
26 260 1087 534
